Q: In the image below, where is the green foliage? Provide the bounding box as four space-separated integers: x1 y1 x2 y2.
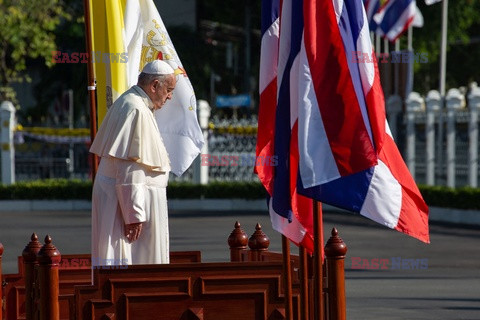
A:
28 0 87 126
167 181 267 199
0 0 69 102
2 180 480 212
0 179 91 200
167 182 204 199
413 0 480 92
202 181 267 199
419 185 480 210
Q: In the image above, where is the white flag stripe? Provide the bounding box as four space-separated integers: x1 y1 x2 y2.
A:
269 198 306 244
298 42 340 188
259 19 280 93
337 1 375 145
123 0 142 87
277 0 292 97
356 5 376 93
360 159 402 228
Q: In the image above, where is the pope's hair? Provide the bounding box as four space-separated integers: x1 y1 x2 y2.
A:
137 72 171 88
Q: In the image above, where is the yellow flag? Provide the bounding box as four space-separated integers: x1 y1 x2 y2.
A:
88 0 204 176
89 0 128 124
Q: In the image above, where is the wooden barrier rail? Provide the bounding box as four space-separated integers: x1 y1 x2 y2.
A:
3 239 201 320
76 261 295 319
2 222 347 320
228 222 348 320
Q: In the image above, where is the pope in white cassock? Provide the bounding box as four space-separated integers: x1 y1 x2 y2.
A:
90 60 177 266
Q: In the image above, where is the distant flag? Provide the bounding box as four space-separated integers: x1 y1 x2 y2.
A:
413 5 424 27
424 0 441 5
296 0 429 243
363 0 381 31
89 0 204 176
257 0 314 253
374 0 417 42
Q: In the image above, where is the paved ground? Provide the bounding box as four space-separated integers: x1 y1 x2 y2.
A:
1 209 479 319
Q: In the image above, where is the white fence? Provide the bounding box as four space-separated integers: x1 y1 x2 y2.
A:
388 83 480 188
4 83 480 187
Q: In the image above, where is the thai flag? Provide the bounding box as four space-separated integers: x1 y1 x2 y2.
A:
256 0 315 253
297 0 429 243
257 0 429 244
373 0 417 41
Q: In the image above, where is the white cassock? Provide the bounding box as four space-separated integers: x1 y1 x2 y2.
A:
90 85 171 266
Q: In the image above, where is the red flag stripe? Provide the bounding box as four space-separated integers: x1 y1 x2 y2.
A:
303 0 378 176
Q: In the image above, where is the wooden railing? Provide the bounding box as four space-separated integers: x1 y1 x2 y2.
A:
1 223 347 320
3 236 201 320
228 222 348 320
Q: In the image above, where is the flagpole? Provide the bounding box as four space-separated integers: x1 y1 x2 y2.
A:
383 37 391 97
83 0 98 180
394 39 400 95
406 25 414 98
281 235 293 320
313 200 324 320
407 24 413 51
298 246 309 320
439 0 448 96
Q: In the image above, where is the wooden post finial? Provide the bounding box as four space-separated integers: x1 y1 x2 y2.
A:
248 223 270 251
248 223 270 262
324 228 347 258
228 221 248 262
37 235 61 266
228 221 248 248
22 232 42 263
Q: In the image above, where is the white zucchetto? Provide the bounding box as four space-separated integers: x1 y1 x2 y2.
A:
142 60 175 75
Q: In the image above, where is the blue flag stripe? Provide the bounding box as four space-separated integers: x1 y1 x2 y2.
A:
272 0 304 219
261 0 280 36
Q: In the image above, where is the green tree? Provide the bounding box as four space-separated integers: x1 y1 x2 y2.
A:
0 0 69 104
413 0 480 93
28 0 87 126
